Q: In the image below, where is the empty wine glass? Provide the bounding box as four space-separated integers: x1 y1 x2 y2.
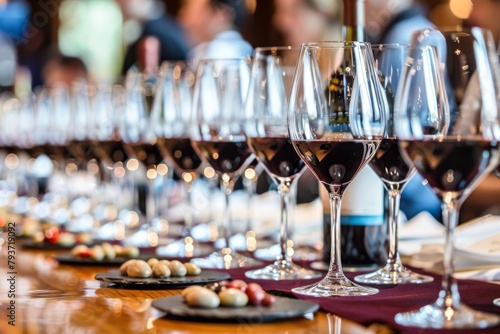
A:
394 27 500 329
243 46 321 280
288 41 387 296
354 44 434 285
190 58 260 269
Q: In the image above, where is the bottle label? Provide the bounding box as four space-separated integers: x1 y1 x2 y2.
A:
340 215 383 226
340 166 384 226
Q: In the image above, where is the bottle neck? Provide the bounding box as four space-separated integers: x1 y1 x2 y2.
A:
342 0 366 42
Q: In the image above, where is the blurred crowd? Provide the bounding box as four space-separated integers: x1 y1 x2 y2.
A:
1 0 500 224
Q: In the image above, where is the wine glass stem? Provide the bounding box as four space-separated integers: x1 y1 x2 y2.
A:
387 189 401 264
220 175 235 249
328 188 343 274
277 179 292 263
183 179 194 236
438 197 461 308
146 178 157 223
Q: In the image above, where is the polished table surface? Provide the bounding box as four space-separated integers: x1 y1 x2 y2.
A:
0 246 384 334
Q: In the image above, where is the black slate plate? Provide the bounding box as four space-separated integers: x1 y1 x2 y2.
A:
94 269 230 288
54 252 194 266
55 253 142 266
20 239 102 250
152 295 320 323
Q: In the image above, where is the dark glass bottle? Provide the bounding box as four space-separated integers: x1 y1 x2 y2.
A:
322 0 388 269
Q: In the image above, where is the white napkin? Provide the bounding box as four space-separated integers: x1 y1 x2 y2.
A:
398 211 445 256
402 214 500 283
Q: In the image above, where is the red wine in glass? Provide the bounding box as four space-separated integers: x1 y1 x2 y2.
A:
293 139 378 187
125 141 165 168
192 140 252 174
246 136 304 178
400 139 499 194
91 140 130 165
157 137 202 173
369 137 414 187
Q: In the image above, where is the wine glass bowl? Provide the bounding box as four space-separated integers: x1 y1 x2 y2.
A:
288 41 386 296
393 27 500 329
243 46 321 280
190 58 260 269
354 44 434 285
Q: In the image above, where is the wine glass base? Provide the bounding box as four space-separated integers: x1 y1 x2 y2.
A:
245 261 322 280
310 260 381 272
354 264 434 284
156 239 213 258
190 249 263 269
254 243 322 262
395 302 500 329
292 272 379 297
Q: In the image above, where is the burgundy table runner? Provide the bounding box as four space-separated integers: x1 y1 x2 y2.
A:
215 262 500 334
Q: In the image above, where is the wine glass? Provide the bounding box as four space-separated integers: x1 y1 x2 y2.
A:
88 84 134 239
190 58 261 269
243 46 321 280
153 61 210 257
288 41 387 296
354 44 434 285
120 68 169 247
393 27 500 328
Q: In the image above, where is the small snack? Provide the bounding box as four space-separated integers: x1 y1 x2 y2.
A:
147 258 159 268
57 232 76 246
245 283 265 305
158 260 170 266
113 244 124 256
90 245 105 261
120 259 135 275
180 280 276 309
69 243 139 262
219 288 248 307
126 259 152 278
184 263 201 276
101 243 116 260
152 262 171 278
70 244 89 257
181 285 204 299
119 258 201 278
121 246 140 258
184 288 220 308
168 260 187 277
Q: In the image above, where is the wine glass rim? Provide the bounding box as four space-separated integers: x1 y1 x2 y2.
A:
300 41 370 49
371 43 409 50
412 26 493 37
198 57 249 64
254 46 299 52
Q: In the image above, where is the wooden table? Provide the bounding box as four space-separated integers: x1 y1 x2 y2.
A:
0 247 383 334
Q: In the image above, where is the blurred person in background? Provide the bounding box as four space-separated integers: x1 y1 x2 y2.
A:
270 0 342 203
178 0 253 66
41 54 88 87
272 0 342 46
363 0 442 223
116 0 189 74
0 0 29 93
365 0 433 45
0 33 16 94
467 0 500 48
457 0 500 222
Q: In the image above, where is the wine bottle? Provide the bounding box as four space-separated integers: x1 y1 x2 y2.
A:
321 0 387 269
